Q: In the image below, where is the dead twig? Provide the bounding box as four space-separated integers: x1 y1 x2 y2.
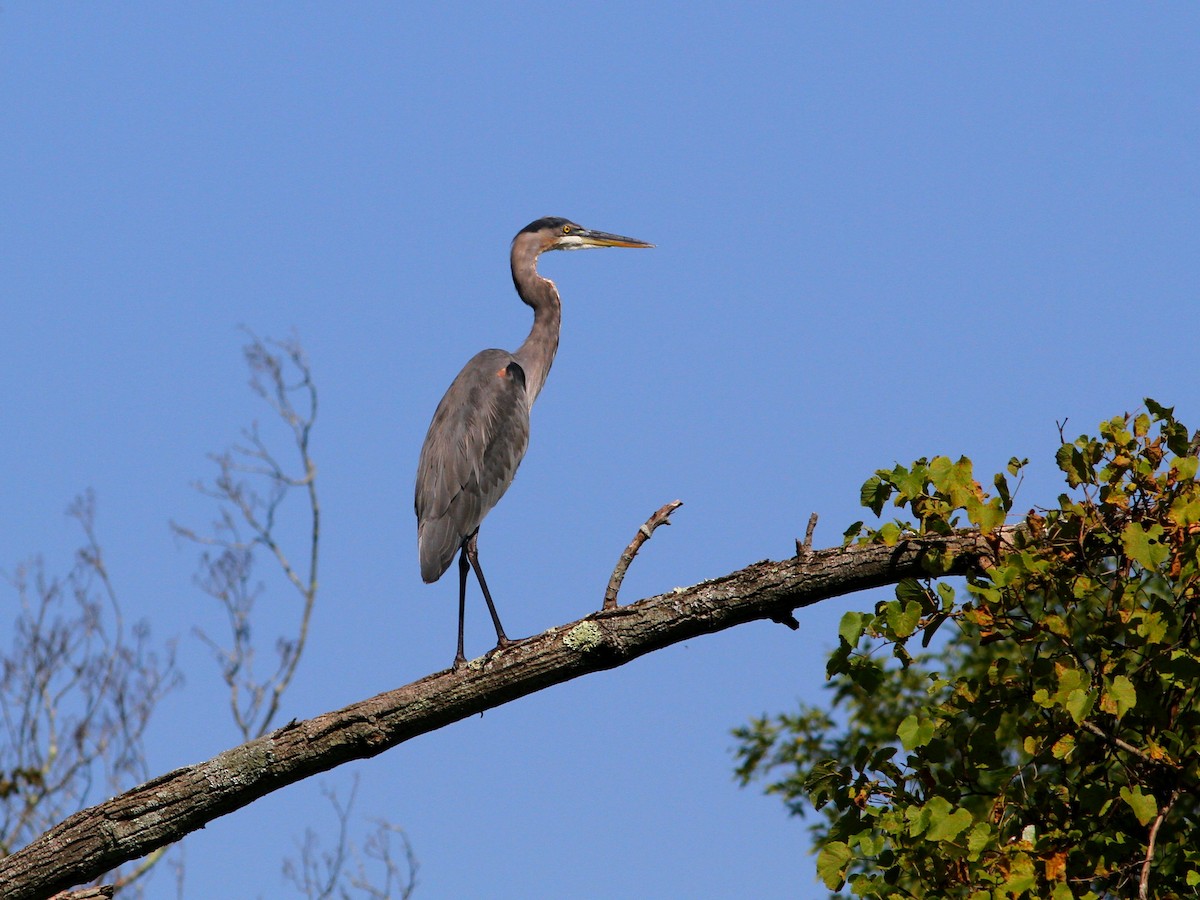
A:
772 513 821 629
603 501 682 610
794 512 819 560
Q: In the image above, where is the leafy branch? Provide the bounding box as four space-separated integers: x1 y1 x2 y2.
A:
737 399 1200 899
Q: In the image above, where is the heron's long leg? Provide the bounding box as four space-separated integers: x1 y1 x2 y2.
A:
465 532 511 649
455 547 469 667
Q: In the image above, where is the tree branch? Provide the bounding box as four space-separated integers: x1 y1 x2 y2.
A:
604 500 682 609
0 527 1006 900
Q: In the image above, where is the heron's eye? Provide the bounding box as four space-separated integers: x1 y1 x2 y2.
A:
562 225 572 235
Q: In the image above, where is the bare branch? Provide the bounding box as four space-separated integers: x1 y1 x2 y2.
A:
1079 720 1179 771
604 500 682 610
0 493 179 888
172 332 320 741
1139 785 1182 900
0 527 1010 899
350 822 418 900
282 777 417 900
282 782 355 900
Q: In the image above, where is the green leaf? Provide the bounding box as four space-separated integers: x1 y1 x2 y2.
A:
861 475 890 516
936 582 956 609
1064 688 1094 725
898 714 935 750
842 520 865 544
878 522 901 546
1121 522 1169 569
1173 455 1198 482
966 495 1005 533
894 578 928 608
1003 853 1037 893
1120 785 1157 826
887 600 922 638
816 840 852 890
928 455 953 490
908 797 946 836
891 464 927 501
1168 493 1200 527
838 611 865 647
1144 397 1172 419
926 806 973 842
994 471 1012 510
920 612 948 647
1056 443 1094 487
1043 614 1070 637
966 822 992 860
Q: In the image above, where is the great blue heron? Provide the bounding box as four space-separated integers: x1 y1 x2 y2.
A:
415 216 654 667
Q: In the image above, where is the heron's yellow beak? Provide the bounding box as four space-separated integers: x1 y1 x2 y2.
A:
573 228 655 249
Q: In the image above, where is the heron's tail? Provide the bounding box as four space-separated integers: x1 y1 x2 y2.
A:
418 518 461 584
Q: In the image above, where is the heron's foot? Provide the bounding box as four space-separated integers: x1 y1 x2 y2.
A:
451 653 468 671
487 635 526 657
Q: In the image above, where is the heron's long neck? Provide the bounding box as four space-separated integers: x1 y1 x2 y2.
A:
511 252 561 409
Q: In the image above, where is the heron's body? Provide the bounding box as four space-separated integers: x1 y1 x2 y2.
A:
415 347 531 583
414 216 652 667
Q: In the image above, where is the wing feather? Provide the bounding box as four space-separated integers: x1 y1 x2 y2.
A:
415 349 531 583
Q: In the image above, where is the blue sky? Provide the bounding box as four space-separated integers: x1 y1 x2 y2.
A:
2 5 1197 897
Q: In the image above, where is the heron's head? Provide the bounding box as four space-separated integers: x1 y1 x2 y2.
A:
516 217 654 255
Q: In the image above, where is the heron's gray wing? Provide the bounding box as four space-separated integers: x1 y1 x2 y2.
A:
415 349 530 583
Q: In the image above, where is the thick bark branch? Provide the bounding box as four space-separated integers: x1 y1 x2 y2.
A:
0 528 1004 899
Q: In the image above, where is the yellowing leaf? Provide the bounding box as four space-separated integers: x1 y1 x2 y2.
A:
1051 734 1075 759
1045 850 1068 881
816 841 852 890
1107 675 1137 720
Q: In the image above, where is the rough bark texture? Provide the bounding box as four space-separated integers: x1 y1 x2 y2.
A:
0 529 1003 900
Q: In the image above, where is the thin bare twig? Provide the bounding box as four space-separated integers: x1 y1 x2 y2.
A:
172 331 320 741
1080 721 1179 771
795 512 819 559
603 500 683 610
282 777 418 900
1139 785 1181 900
1 493 179 887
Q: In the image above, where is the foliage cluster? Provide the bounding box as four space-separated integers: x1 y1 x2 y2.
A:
736 401 1200 899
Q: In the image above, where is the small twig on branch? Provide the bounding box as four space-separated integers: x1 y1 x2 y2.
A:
795 512 819 560
768 513 821 628
603 501 683 610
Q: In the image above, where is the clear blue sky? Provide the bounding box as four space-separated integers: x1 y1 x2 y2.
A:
2 5 1197 898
